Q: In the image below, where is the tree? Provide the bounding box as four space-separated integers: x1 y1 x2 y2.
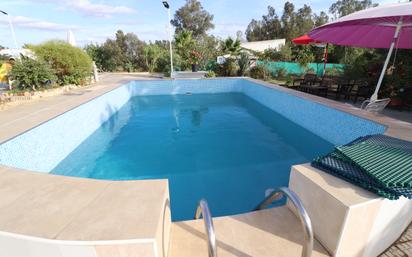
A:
32 40 92 85
196 35 219 70
245 19 264 42
261 6 282 40
280 2 297 41
314 11 329 27
245 6 282 42
237 52 250 76
220 37 241 56
329 0 376 19
293 45 315 70
236 31 245 42
143 44 163 73
171 0 214 38
294 5 314 38
174 31 196 70
85 30 146 72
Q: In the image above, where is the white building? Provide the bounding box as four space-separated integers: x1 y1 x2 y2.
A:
241 39 286 53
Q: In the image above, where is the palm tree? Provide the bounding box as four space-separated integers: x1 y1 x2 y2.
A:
220 37 241 57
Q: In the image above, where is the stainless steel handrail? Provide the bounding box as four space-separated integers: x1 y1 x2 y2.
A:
194 199 218 257
256 187 314 257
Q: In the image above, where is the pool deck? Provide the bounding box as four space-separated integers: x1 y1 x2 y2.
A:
0 74 410 254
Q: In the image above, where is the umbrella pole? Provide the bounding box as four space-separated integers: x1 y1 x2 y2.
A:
371 19 403 101
322 44 329 76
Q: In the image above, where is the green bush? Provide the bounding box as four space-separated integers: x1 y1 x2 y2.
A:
31 40 92 85
205 70 216 78
222 58 238 76
274 67 287 79
250 64 270 80
10 56 57 90
237 52 250 76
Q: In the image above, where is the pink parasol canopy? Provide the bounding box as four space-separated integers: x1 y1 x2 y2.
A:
309 2 412 49
308 2 412 101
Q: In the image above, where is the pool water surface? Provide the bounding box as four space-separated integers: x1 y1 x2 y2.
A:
52 93 334 220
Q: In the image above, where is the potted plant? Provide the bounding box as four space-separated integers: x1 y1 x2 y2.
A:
189 50 202 72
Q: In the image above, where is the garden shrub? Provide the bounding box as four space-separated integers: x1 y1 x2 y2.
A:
250 64 270 80
10 56 56 90
222 58 238 76
205 70 216 78
237 52 250 76
275 67 287 79
31 40 92 85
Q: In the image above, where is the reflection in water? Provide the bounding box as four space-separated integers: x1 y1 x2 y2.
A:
191 107 209 127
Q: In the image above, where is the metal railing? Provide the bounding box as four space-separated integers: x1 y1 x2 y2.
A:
194 199 218 257
256 187 314 257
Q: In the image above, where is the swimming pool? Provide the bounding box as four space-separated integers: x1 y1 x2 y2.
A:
0 78 386 221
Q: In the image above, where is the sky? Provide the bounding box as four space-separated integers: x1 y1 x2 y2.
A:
0 0 402 48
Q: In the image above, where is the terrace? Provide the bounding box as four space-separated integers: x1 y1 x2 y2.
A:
0 73 410 257
0 1 411 257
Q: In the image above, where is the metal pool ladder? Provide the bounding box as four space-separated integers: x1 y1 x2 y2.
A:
194 199 218 257
256 187 314 257
193 187 313 257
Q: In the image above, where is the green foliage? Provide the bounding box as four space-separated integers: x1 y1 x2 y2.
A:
329 0 376 19
343 49 383 80
221 59 238 77
275 67 287 79
325 66 344 76
205 70 216 78
246 2 322 42
10 56 56 90
293 46 315 69
171 0 214 38
250 64 270 80
85 30 146 72
174 31 196 70
143 44 163 73
220 37 241 56
196 35 219 70
32 40 92 85
237 52 250 76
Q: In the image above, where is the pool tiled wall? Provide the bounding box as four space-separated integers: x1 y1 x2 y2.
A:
0 78 385 173
240 79 385 145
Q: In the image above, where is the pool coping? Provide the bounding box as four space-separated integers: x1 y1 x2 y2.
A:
0 74 410 243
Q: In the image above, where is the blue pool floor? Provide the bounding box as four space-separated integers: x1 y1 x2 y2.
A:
52 93 333 221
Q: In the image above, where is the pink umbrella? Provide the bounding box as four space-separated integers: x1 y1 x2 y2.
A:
309 2 412 101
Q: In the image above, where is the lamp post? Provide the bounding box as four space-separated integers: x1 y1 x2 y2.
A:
0 10 18 50
162 1 174 78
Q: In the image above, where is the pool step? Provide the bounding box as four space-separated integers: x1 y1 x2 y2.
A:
168 206 330 257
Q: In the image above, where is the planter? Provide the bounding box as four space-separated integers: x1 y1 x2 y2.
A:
191 64 198 72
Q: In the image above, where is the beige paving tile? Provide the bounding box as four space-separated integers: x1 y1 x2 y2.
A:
57 179 168 241
95 243 155 257
0 172 110 239
169 206 330 257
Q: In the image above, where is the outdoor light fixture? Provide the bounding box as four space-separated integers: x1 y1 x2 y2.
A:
0 10 18 50
162 1 174 78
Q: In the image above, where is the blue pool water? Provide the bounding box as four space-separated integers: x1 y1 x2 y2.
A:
52 93 334 220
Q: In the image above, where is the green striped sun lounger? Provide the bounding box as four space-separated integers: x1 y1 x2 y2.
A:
312 135 412 200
